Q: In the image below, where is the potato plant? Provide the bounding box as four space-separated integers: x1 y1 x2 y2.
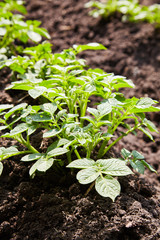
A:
0 41 159 201
85 0 160 26
0 0 50 60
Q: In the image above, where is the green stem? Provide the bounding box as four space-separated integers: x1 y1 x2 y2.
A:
84 181 95 197
80 93 89 127
86 150 91 158
16 135 39 153
67 151 72 164
102 134 125 157
97 138 109 158
98 111 128 158
103 124 140 158
98 124 140 158
74 149 81 159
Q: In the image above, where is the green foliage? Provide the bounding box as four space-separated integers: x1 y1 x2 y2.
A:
67 158 132 201
0 0 50 59
121 148 157 174
0 41 159 201
85 0 160 27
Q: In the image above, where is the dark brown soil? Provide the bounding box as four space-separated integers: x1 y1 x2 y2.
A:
0 0 160 239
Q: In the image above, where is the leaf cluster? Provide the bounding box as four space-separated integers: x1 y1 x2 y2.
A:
0 40 159 200
0 0 50 59
85 0 160 27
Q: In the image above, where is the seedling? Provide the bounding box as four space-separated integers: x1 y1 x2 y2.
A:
85 0 160 27
0 43 159 201
0 0 50 59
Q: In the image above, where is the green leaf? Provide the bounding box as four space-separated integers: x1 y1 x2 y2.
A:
10 123 29 136
7 82 33 91
21 153 42 162
121 148 131 159
95 176 120 201
96 158 133 176
28 87 46 99
36 158 54 172
34 28 51 39
141 160 157 173
26 72 42 83
47 139 72 153
73 43 106 54
31 113 52 122
87 107 99 118
136 112 145 120
56 109 67 120
97 120 111 128
113 78 135 90
136 98 156 108
43 129 62 138
143 118 159 133
4 103 27 120
80 116 95 125
0 104 14 112
0 126 8 131
129 160 145 174
47 147 69 157
29 157 54 176
0 146 21 160
2 146 19 154
27 124 37 135
41 103 57 115
67 158 95 169
0 162 3 175
97 102 112 118
138 127 154 141
27 30 42 42
130 106 160 113
76 168 100 184
132 150 144 160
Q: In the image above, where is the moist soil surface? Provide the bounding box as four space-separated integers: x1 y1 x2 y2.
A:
0 0 160 239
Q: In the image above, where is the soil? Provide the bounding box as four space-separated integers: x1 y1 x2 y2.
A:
0 0 160 239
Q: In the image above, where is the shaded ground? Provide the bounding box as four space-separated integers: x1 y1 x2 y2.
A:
0 0 160 239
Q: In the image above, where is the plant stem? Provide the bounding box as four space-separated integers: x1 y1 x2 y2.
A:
16 135 39 153
84 181 95 197
98 112 128 158
74 149 81 159
98 125 140 158
2 150 31 161
67 151 72 164
97 138 109 158
80 93 89 127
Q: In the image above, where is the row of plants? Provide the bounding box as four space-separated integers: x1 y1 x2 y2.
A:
0 0 159 201
85 0 160 27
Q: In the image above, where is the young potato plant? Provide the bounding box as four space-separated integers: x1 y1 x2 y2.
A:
85 0 160 27
0 0 50 61
0 43 159 201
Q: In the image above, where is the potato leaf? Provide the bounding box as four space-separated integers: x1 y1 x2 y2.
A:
129 160 145 174
77 168 100 184
67 158 95 169
95 176 120 201
97 158 133 176
47 147 69 157
41 103 57 116
73 43 106 53
21 153 42 162
43 129 62 138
